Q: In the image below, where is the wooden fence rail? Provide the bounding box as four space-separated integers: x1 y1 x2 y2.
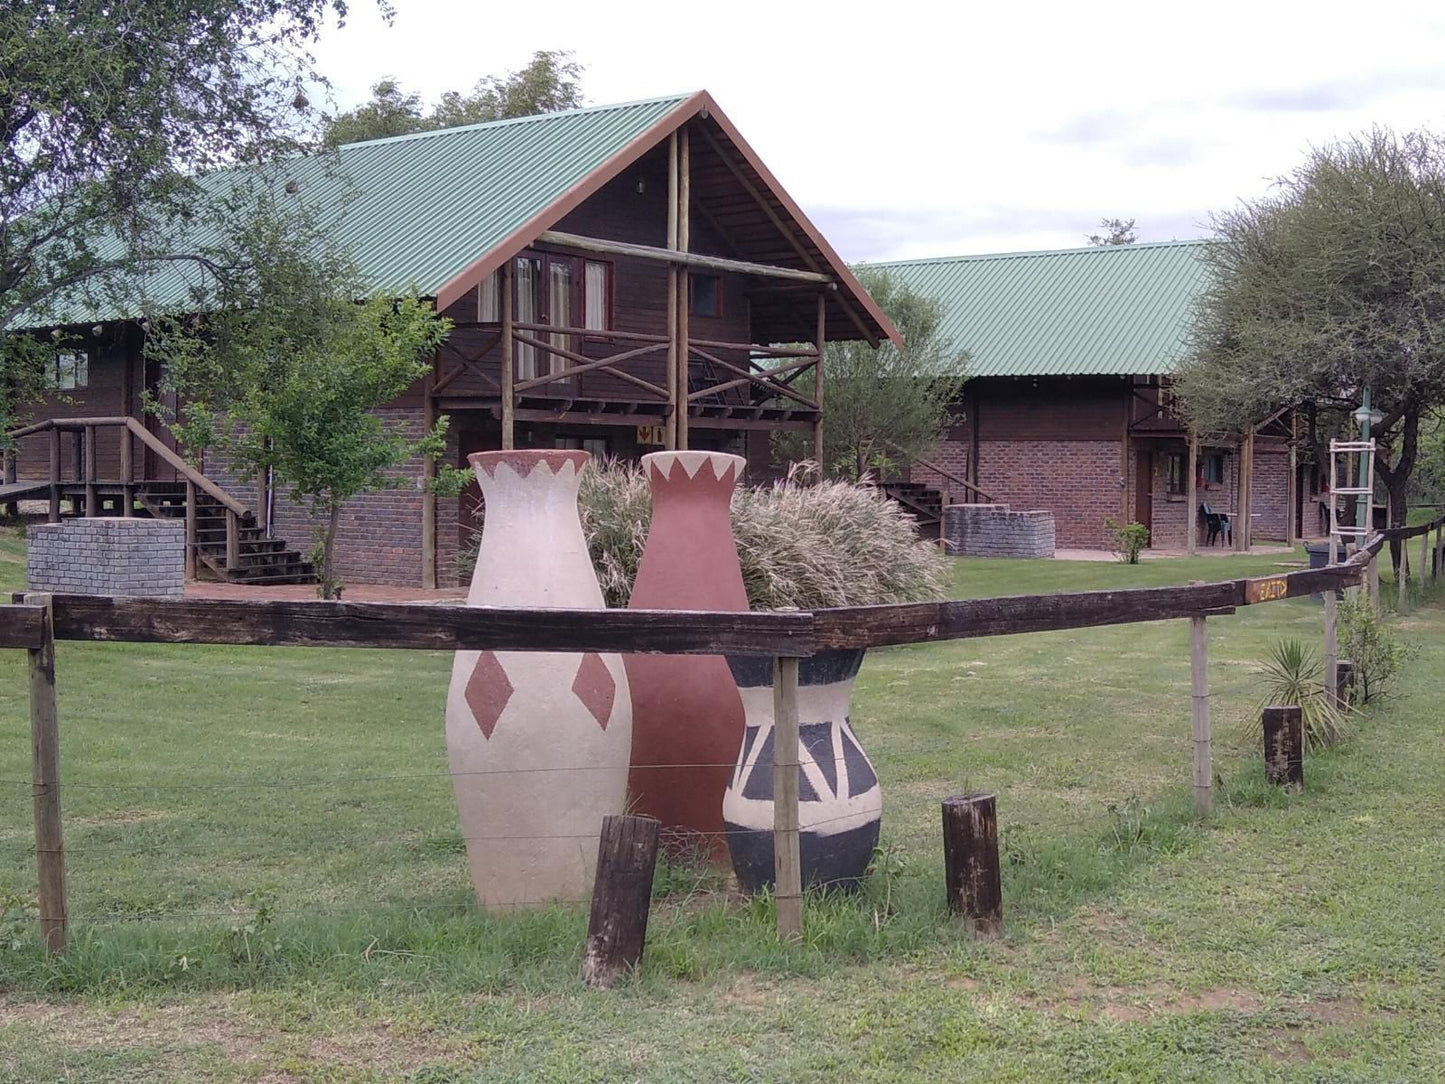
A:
4 516 1441 955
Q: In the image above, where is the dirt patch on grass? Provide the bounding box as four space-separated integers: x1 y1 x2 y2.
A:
0 994 461 1074
1025 978 1265 1022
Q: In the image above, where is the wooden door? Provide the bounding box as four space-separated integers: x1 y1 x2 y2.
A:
1135 451 1153 535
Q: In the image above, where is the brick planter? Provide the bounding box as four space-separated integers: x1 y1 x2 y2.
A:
27 518 185 597
943 504 1055 559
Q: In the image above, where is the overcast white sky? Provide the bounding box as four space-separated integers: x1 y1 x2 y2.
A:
311 0 1445 262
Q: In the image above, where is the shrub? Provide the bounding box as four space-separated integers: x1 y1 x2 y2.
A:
1338 590 1416 703
1103 518 1150 564
459 458 951 610
1253 638 1348 751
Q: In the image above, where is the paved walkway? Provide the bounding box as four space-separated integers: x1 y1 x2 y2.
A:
1053 544 1299 562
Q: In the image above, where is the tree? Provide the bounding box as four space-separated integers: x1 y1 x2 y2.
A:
1088 217 1138 245
0 0 384 436
820 268 970 481
321 51 585 147
1176 127 1445 528
149 196 452 598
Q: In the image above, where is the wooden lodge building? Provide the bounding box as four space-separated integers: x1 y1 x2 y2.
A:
872 241 1320 552
4 92 897 588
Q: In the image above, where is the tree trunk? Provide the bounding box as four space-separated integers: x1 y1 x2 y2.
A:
319 500 341 600
1377 410 1419 575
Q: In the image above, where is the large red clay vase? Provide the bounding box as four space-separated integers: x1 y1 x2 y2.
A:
445 450 631 910
625 450 749 862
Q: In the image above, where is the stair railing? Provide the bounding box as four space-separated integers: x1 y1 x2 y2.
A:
4 416 251 573
884 440 996 505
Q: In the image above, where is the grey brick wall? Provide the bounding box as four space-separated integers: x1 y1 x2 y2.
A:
943 504 1056 559
28 518 185 596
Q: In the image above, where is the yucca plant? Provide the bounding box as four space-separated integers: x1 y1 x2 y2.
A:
1253 639 1349 751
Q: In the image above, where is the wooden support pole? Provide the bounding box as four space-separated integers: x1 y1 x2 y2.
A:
772 655 802 940
581 814 661 987
47 427 60 523
1262 704 1304 787
941 793 1002 938
183 481 197 581
1367 551 1380 610
25 593 66 953
665 131 678 451
500 259 515 451
534 230 832 286
256 469 269 535
1190 615 1212 816
82 426 97 517
1325 534 1339 700
1186 431 1198 555
1420 528 1429 593
2 446 13 486
1233 436 1246 551
421 363 437 590
1335 659 1356 710
675 123 691 452
1285 418 1298 547
119 427 133 517
225 510 240 571
813 292 826 468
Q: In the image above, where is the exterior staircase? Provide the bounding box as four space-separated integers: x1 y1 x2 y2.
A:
137 483 316 585
879 480 944 537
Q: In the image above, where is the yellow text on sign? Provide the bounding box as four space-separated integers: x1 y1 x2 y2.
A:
1244 576 1289 604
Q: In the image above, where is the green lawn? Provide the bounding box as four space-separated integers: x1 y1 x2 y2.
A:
1 543 1443 1081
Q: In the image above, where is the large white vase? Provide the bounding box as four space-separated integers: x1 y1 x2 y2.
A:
445 450 631 910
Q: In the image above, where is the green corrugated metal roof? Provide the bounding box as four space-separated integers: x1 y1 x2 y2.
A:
32 94 692 326
869 240 1213 378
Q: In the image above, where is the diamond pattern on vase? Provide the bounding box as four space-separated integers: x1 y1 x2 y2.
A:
572 652 616 730
465 651 514 739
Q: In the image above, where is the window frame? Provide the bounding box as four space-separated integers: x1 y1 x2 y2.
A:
1164 451 1186 496
688 272 722 318
54 350 88 391
1202 453 1225 486
477 252 613 334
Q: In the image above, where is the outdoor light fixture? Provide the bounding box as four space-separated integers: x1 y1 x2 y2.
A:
1353 405 1383 428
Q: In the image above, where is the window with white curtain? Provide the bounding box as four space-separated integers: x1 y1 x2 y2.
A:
477 271 500 323
549 258 574 377
514 257 540 380
584 261 610 331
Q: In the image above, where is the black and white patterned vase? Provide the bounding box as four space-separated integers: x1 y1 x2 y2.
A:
722 649 882 893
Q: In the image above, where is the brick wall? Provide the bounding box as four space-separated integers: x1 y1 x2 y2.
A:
1251 446 1289 541
27 518 184 596
911 438 970 498
943 504 1055 558
974 439 1125 548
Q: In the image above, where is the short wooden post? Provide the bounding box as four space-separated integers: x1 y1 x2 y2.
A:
1324 537 1338 700
1190 615 1212 816
183 480 197 581
1420 528 1429 591
25 593 67 953
82 425 97 517
1335 659 1356 710
581 814 661 988
1262 705 1304 787
225 509 240 571
119 427 133 517
47 427 60 523
942 793 1003 938
772 655 803 940
1397 539 1409 611
1367 552 1380 609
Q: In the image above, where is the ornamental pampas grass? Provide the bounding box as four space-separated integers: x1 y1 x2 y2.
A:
577 458 949 611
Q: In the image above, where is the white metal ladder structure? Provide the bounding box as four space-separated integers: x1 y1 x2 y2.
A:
1328 439 1376 561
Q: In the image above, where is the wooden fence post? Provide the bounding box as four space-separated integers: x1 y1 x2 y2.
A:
1324 538 1338 701
24 592 66 953
1335 659 1355 710
1262 705 1303 787
942 793 1002 938
581 814 661 988
1190 615 1212 817
772 655 803 940
1421 528 1430 591
1367 552 1380 609
1397 540 1409 611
